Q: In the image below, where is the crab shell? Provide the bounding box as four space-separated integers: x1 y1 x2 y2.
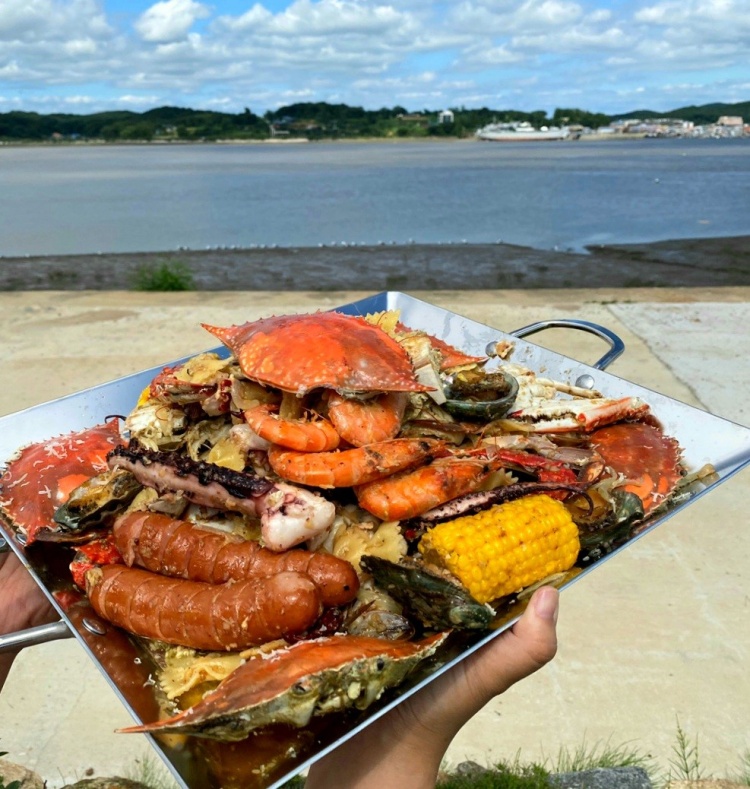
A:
395 322 486 371
119 631 448 741
203 313 433 396
589 421 683 514
0 421 124 544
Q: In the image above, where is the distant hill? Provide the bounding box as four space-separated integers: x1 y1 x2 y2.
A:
0 100 746 142
611 101 750 124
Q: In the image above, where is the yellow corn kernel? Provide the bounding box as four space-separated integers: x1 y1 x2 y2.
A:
418 494 580 604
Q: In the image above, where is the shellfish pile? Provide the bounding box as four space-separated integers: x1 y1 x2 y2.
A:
0 309 709 755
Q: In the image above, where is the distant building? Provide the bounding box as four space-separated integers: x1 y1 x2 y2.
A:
717 116 743 127
438 109 454 124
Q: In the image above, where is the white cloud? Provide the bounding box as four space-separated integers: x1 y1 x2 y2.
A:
0 0 746 116
135 0 209 43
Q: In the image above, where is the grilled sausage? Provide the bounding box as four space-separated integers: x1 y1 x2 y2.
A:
112 511 359 606
86 564 322 651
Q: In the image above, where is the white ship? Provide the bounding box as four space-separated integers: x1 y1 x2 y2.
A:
476 121 569 142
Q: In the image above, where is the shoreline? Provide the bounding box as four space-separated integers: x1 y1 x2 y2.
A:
0 133 653 149
1 235 748 291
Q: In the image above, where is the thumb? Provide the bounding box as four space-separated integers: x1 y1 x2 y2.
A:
461 585 559 703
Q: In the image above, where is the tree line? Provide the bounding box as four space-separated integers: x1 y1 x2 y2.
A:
0 100 746 142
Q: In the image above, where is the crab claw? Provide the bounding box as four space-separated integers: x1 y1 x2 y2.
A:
202 312 433 395
119 631 448 741
503 396 650 433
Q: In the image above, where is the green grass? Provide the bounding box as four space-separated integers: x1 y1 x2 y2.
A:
437 757 551 789
132 259 194 291
433 739 656 789
667 718 704 783
121 732 749 789
551 737 654 774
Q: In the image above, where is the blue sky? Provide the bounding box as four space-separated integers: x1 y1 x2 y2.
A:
1 0 747 116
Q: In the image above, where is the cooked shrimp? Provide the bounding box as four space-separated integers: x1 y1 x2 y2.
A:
355 454 503 521
267 438 445 489
244 404 340 452
327 392 408 447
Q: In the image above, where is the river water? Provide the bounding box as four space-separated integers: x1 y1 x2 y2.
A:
1 138 748 256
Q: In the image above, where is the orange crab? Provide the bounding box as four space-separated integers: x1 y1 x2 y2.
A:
203 312 433 397
119 631 449 741
203 311 436 457
0 420 124 544
589 421 683 515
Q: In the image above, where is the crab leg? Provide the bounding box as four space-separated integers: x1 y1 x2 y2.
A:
502 396 650 433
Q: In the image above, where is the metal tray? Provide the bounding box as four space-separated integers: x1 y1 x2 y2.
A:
2 291 749 789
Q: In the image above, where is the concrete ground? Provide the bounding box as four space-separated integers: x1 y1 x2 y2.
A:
0 288 748 787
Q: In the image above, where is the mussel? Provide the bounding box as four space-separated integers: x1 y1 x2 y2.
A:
443 369 519 421
53 468 142 536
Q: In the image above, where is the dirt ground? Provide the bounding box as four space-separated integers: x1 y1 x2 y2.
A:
0 235 748 291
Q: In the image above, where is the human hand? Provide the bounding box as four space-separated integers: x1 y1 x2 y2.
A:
0 546 59 689
305 585 559 789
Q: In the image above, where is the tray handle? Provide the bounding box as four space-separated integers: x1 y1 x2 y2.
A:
0 535 74 653
0 620 73 654
505 319 625 371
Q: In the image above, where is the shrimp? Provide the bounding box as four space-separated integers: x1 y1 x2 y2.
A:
327 392 408 447
267 438 445 489
355 454 505 521
244 404 340 452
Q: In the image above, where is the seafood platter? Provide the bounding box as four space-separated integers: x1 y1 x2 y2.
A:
1 291 749 789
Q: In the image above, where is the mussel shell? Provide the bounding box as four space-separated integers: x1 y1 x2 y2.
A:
53 468 142 534
443 370 519 421
361 555 491 630
577 489 645 562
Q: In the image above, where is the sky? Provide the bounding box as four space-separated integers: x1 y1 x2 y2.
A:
0 0 748 117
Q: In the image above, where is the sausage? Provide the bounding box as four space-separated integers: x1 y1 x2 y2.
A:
86 564 322 652
112 512 359 607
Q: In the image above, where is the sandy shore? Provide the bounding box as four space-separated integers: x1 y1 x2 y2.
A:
1 235 748 290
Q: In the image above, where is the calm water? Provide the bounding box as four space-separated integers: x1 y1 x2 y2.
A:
1 138 748 256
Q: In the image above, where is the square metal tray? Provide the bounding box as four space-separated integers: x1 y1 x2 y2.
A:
2 291 749 788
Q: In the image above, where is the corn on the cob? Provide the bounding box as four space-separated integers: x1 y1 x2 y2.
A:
418 494 580 604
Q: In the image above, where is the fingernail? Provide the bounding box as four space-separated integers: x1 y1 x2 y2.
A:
534 586 559 623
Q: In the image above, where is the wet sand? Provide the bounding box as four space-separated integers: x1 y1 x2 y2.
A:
1 235 748 290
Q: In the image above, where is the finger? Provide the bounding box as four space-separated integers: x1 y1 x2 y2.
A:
462 586 559 701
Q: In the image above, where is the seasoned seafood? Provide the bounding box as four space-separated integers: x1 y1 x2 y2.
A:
203 312 432 395
244 404 341 452
0 305 704 761
119 631 448 740
108 441 335 550
267 437 446 488
0 421 123 543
